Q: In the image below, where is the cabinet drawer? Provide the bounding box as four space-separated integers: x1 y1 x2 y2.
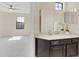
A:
51 39 71 45
60 39 71 44
51 40 60 45
72 39 78 43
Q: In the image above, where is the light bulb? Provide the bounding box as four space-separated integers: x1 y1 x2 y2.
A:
9 9 14 12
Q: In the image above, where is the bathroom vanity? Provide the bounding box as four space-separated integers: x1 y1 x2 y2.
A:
35 34 79 57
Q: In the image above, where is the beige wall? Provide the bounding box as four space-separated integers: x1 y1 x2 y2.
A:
31 3 40 34
33 2 64 34
0 12 31 36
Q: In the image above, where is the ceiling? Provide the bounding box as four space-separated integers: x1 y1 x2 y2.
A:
0 2 31 14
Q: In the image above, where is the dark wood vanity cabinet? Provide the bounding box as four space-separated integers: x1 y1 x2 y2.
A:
35 38 79 57
36 38 49 57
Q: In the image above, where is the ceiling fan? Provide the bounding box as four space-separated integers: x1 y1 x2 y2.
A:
0 3 20 12
8 5 20 12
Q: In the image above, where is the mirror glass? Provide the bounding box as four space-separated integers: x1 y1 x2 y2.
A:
64 12 77 24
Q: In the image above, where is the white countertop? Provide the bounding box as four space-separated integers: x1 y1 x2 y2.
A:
35 34 79 40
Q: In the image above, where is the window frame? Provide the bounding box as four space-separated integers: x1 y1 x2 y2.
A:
16 16 24 29
55 2 63 11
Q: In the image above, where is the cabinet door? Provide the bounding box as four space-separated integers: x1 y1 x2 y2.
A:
50 45 65 57
36 39 49 57
66 43 78 57
78 40 79 56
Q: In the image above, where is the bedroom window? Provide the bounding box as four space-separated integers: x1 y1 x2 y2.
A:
16 16 24 29
56 2 63 11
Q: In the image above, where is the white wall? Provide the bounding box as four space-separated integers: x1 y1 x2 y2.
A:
40 2 55 33
30 2 40 34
